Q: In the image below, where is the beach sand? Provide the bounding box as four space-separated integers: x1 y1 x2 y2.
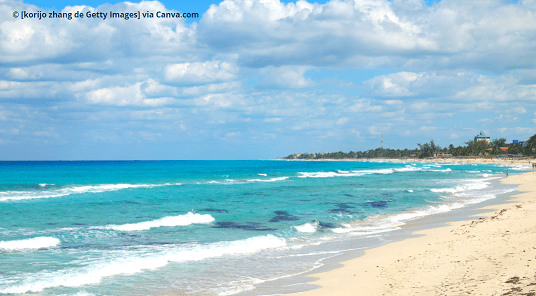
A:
293 171 536 296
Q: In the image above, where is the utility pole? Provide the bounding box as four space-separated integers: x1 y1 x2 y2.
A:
381 133 384 158
381 133 383 149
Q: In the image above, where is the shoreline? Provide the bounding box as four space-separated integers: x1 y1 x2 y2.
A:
276 157 534 167
277 171 536 296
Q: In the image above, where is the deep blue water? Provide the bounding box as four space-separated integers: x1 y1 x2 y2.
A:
0 160 526 295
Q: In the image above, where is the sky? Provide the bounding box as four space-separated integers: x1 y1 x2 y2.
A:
0 0 535 160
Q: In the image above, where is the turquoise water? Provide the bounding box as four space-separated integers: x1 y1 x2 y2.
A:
0 160 526 295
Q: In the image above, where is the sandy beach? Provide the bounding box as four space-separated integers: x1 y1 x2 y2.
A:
294 171 536 296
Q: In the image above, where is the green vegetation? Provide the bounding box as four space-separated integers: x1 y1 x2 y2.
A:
284 134 536 160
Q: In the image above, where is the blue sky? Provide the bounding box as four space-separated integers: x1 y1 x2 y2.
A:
0 0 535 160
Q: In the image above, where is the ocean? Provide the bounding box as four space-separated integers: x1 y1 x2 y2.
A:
0 160 526 295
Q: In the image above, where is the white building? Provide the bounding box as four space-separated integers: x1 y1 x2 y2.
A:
474 131 491 144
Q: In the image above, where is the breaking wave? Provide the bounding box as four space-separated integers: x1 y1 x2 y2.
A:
0 235 286 294
0 237 60 251
0 183 182 202
106 212 215 231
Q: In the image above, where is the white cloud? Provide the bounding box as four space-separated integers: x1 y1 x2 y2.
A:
85 83 176 106
348 99 383 113
257 66 313 88
336 117 348 125
33 128 59 138
351 129 362 138
419 126 436 132
510 107 527 114
368 124 391 135
164 61 238 84
366 72 423 97
225 131 239 137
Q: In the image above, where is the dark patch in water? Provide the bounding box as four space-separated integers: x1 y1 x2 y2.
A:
269 215 300 222
124 201 140 204
243 192 271 197
363 200 389 208
206 199 217 202
318 221 337 228
329 208 353 214
269 211 300 222
72 223 85 226
200 208 229 213
344 194 354 197
336 203 355 209
328 203 360 214
160 229 187 234
212 221 276 231
45 222 56 225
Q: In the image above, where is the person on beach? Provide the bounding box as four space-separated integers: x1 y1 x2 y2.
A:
506 170 509 177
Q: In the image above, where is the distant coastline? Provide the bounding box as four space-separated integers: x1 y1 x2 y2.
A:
282 133 536 162
276 157 533 167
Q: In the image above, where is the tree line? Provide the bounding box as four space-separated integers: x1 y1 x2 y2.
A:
284 134 536 160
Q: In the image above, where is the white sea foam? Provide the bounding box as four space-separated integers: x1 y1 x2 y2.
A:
246 177 289 182
429 168 452 172
0 183 181 202
298 169 393 178
431 179 489 194
510 165 531 171
294 221 318 233
0 237 60 251
0 235 286 294
394 165 422 172
257 174 267 176
407 189 414 193
431 188 461 193
331 203 464 234
106 212 214 231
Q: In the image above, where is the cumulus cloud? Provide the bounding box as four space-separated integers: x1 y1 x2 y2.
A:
164 61 238 84
0 0 195 63
198 0 536 72
257 66 313 88
85 82 176 106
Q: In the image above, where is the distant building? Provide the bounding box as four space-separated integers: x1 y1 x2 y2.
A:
511 140 526 146
474 131 491 144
